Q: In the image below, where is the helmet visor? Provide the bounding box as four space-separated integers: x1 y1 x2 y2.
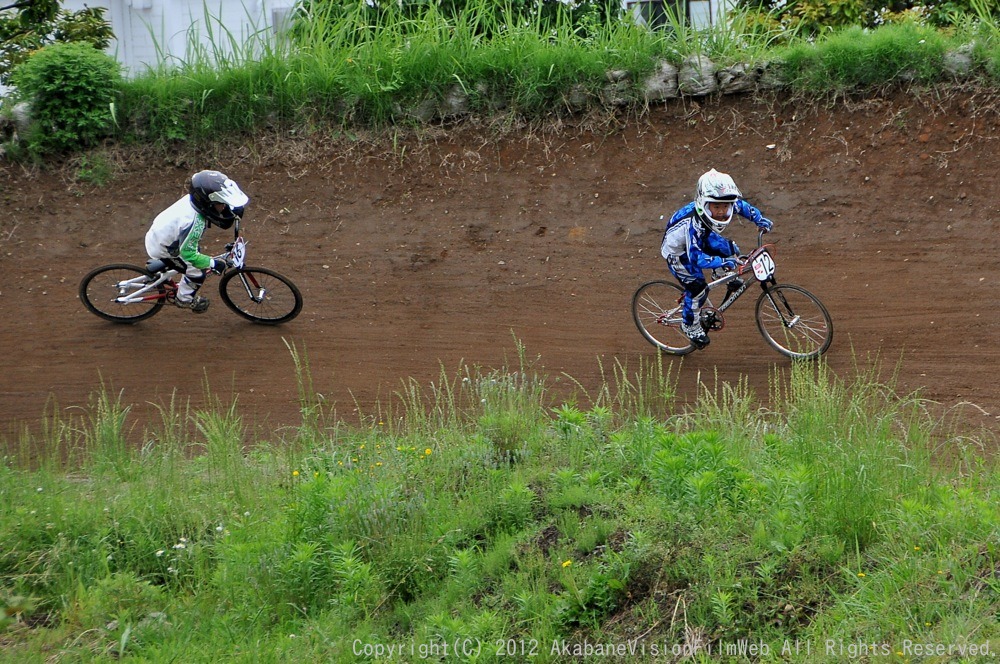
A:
208 179 249 209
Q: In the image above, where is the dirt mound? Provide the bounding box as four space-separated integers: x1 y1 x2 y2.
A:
2 90 998 443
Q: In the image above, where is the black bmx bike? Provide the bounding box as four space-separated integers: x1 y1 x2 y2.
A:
79 219 302 325
632 230 833 359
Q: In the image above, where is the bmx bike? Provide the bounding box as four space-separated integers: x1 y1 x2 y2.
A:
632 230 833 360
79 219 302 325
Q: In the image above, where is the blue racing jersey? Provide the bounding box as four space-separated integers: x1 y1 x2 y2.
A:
660 200 767 278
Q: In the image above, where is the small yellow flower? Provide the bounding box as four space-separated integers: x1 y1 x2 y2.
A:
314 472 319 478
897 652 903 657
937 570 944 574
914 546 920 551
376 462 382 467
425 448 432 455
857 572 866 578
925 622 931 626
292 470 299 477
562 560 572 568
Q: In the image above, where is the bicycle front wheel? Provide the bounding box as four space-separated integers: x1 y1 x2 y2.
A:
755 284 833 359
632 280 696 356
218 266 302 325
79 264 165 323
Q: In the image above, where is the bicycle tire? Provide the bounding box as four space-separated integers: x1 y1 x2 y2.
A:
218 266 302 325
755 284 833 359
79 263 165 323
632 280 696 356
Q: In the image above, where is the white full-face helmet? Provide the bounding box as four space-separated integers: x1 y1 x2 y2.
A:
189 170 249 230
695 168 742 233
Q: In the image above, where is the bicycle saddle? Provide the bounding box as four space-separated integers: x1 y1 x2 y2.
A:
146 257 185 273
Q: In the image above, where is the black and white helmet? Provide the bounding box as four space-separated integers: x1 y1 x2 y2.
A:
189 170 249 229
694 168 741 233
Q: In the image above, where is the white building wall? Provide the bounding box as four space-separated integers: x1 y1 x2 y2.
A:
623 0 736 29
61 0 296 77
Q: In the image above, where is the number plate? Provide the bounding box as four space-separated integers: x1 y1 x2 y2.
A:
231 238 247 269
751 250 775 281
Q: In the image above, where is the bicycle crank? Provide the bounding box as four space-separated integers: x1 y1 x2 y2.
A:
701 308 725 331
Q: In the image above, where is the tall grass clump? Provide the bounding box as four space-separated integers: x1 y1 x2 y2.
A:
587 354 678 422
779 22 952 91
78 386 134 482
2 346 999 659
111 0 667 142
654 1 795 65
971 0 1000 81
769 361 933 548
116 20 298 142
97 0 1000 147
5 0 1000 154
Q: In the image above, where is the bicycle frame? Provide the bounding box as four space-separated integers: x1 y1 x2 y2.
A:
706 238 811 334
112 269 178 304
698 232 774 316
703 266 754 313
113 220 252 305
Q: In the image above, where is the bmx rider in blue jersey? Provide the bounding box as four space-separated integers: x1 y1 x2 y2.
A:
659 168 773 349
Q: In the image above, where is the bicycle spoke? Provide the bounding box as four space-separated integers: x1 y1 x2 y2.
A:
756 285 832 359
632 281 694 355
79 264 166 323
219 267 302 324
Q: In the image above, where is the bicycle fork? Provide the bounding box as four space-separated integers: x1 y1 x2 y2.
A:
234 271 268 303
761 281 799 328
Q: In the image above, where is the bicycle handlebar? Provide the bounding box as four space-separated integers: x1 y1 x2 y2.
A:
727 228 771 275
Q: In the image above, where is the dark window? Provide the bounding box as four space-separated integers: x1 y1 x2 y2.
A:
626 0 689 29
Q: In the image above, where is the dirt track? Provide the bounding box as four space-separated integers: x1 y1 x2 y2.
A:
2 90 999 443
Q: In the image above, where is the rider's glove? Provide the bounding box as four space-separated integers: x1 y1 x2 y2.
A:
719 258 739 271
210 257 229 275
758 217 773 232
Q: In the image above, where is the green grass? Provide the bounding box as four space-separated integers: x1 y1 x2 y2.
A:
63 0 992 150
1 349 997 661
3 1 999 156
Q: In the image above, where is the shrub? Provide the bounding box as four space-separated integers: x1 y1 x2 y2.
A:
780 23 948 91
9 41 121 157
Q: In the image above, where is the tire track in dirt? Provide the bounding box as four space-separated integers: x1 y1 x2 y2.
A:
1 92 998 445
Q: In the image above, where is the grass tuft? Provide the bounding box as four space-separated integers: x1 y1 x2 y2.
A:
2 345 997 658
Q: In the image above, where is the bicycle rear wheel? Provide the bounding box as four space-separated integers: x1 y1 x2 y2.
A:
79 264 165 323
218 266 302 325
755 284 833 359
632 280 696 356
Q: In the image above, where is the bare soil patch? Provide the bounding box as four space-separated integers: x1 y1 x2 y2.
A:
2 90 998 443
